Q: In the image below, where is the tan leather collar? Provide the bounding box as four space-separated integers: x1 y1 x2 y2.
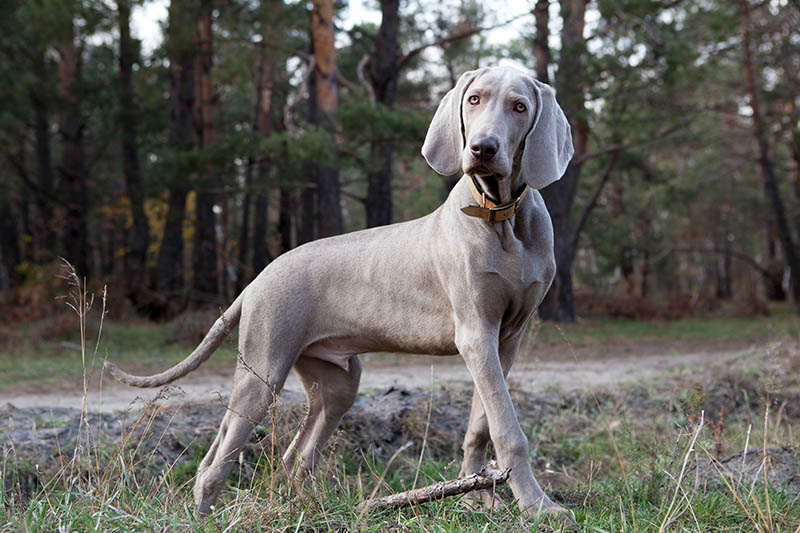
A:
461 175 528 223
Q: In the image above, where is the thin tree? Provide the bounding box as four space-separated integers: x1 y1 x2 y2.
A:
156 0 197 312
365 0 400 228
532 0 550 86
30 49 57 261
538 0 589 322
116 0 150 292
56 14 90 278
252 33 278 273
310 0 342 237
191 0 221 304
739 0 800 310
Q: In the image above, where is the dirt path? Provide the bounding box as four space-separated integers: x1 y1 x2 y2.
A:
0 346 749 412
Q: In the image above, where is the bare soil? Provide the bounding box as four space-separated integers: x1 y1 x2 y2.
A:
3 337 799 500
0 340 753 412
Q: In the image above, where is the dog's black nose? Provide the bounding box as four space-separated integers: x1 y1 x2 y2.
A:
470 137 499 161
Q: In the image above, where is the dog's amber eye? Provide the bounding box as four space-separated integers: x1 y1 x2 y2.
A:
514 102 527 113
468 95 480 105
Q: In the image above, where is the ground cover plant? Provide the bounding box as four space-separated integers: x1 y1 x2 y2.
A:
1 276 799 531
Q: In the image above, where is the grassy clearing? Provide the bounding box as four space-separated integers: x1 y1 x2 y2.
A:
2 303 796 389
2 273 800 531
2 349 800 532
0 317 238 389
534 302 800 347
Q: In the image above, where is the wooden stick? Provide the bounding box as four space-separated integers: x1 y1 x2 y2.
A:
357 466 511 513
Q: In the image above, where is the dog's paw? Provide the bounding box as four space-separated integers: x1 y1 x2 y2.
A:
527 504 578 531
460 489 505 511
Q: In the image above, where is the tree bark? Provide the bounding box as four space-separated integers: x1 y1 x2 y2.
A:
533 0 551 85
252 36 278 274
238 155 253 292
0 197 21 289
716 237 733 300
764 220 786 300
156 185 189 300
156 0 196 309
117 0 150 291
56 29 89 278
252 189 270 272
740 0 800 310
298 46 318 246
311 0 342 238
19 188 32 263
538 0 589 322
357 466 510 513
298 172 317 245
191 0 221 304
277 185 293 253
30 50 56 261
366 0 400 228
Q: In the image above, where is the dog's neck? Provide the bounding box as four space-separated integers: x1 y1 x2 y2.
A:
459 173 528 225
471 174 512 205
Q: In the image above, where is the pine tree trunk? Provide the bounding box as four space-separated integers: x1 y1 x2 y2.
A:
30 50 56 262
278 186 293 253
252 189 269 272
533 0 551 85
298 175 317 245
538 0 589 322
191 0 220 304
298 51 318 246
20 188 32 262
57 32 89 278
311 0 342 238
0 198 21 289
740 0 800 311
366 0 399 228
367 143 393 227
156 185 189 299
237 156 253 292
117 0 150 292
252 39 277 274
156 0 196 311
764 220 786 300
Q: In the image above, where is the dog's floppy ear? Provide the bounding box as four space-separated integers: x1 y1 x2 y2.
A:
520 79 574 189
421 69 481 176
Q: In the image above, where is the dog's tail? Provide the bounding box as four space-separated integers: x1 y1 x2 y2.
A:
104 293 245 388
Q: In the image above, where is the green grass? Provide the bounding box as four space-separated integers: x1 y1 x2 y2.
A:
0 318 237 389
3 304 797 389
3 372 799 532
534 302 800 347
2 273 799 530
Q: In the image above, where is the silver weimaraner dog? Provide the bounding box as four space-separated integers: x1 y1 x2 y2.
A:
106 66 573 517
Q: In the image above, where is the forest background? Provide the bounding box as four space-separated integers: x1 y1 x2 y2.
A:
0 0 799 324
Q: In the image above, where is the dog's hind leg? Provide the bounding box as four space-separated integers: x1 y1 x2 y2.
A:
282 355 362 474
193 341 296 516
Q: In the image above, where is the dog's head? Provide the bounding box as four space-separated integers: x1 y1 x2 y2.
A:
421 67 573 189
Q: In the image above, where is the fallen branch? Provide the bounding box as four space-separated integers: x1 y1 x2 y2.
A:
357 465 511 513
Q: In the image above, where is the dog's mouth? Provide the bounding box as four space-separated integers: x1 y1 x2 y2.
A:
466 165 505 180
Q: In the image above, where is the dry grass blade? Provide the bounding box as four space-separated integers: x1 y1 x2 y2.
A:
659 410 704 532
412 365 434 491
356 441 413 525
696 442 760 529
553 323 637 530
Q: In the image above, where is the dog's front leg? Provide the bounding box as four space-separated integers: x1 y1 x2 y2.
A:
455 324 561 516
459 330 523 478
